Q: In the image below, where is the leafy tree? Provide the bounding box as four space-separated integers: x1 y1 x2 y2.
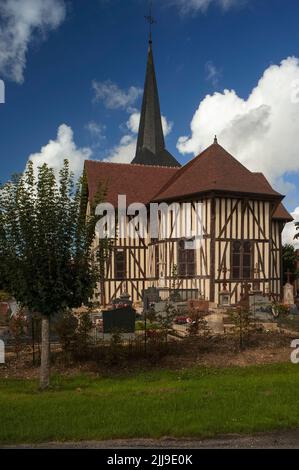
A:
187 311 210 337
75 311 93 356
227 307 255 351
282 244 299 284
0 160 103 388
156 302 177 342
9 310 28 359
54 310 78 359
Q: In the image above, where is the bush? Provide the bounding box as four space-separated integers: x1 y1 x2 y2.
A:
54 310 78 360
135 321 160 331
272 303 290 318
227 307 256 351
74 312 93 358
9 310 28 359
187 311 210 337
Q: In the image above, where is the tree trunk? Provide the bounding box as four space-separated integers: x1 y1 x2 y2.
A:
40 315 50 389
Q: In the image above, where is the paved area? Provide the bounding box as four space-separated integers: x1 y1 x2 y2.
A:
3 429 299 449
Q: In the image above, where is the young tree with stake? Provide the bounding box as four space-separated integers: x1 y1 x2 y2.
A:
0 160 104 389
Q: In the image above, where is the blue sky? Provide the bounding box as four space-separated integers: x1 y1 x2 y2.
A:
0 0 299 239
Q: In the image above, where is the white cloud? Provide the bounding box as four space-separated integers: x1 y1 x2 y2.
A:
92 80 142 111
205 61 221 87
28 124 92 178
126 112 173 136
282 207 299 249
104 135 137 164
105 111 173 164
170 0 243 14
0 0 66 83
85 121 106 139
177 57 299 192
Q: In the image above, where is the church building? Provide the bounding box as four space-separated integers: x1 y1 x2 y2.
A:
84 37 293 307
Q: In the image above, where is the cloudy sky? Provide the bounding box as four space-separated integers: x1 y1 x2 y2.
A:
0 0 298 245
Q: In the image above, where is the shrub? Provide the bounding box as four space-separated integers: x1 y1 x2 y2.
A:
9 310 28 359
54 310 78 360
227 307 256 351
75 312 93 357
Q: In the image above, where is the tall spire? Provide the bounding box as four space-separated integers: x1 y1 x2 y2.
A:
131 13 180 168
144 1 156 44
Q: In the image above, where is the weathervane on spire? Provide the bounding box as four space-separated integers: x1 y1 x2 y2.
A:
145 1 156 44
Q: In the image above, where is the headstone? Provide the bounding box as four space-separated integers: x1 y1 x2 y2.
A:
142 287 161 312
102 306 136 336
290 304 299 315
112 291 132 308
219 292 231 307
219 283 231 307
238 283 251 309
249 293 272 319
284 283 294 306
207 313 224 334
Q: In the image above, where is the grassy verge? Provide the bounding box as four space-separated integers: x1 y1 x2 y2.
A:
1 363 299 444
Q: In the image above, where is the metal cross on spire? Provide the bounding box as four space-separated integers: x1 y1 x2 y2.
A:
145 1 156 43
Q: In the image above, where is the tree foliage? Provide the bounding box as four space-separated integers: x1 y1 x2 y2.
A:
0 160 102 316
282 244 299 283
0 160 105 387
227 307 256 351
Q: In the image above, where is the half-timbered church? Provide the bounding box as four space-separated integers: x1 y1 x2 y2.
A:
84 36 293 307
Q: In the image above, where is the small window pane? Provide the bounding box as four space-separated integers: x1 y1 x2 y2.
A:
115 250 126 280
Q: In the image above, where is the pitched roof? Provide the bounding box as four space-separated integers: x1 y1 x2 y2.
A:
153 141 282 201
84 160 178 207
131 41 180 168
273 203 293 221
85 142 292 222
253 173 293 221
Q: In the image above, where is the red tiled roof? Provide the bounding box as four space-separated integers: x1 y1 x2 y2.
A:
253 173 293 221
84 160 178 206
273 203 293 221
85 143 292 222
153 142 282 201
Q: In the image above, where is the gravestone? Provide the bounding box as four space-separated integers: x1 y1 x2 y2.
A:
142 287 161 312
219 282 231 307
249 293 272 319
290 304 299 315
112 291 132 308
102 306 136 336
284 283 294 306
238 283 252 309
207 313 224 334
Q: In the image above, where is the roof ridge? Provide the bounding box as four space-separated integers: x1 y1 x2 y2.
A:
152 142 283 201
152 143 217 199
85 159 178 170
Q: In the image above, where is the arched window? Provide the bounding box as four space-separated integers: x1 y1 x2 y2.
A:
232 241 252 280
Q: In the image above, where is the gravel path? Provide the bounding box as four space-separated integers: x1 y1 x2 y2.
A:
3 429 299 449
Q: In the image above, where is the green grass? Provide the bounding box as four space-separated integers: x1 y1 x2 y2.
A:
1 363 299 444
